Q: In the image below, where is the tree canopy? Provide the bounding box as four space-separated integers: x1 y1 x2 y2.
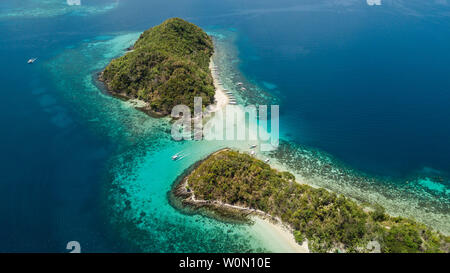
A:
186 150 450 253
101 18 215 115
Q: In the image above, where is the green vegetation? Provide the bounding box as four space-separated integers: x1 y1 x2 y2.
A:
100 18 215 115
186 150 450 253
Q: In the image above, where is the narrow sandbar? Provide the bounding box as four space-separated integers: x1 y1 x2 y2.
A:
208 58 229 112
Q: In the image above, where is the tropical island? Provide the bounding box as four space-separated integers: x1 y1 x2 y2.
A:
173 149 450 253
99 18 215 116
98 17 449 253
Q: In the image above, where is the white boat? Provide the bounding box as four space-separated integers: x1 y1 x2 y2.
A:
250 144 257 149
172 152 182 161
250 150 256 156
237 82 243 85
265 159 270 163
229 101 237 105
27 58 37 64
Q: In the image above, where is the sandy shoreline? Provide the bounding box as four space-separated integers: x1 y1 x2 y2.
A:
174 149 309 253
127 58 229 114
186 193 309 253
122 58 229 116
204 59 308 253
251 216 309 253
208 58 229 112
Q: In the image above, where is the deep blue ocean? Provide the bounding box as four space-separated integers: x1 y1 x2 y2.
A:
0 0 449 252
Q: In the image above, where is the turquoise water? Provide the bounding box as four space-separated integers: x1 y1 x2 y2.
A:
45 32 284 252
210 29 450 234
47 27 449 252
0 0 119 19
1 0 449 252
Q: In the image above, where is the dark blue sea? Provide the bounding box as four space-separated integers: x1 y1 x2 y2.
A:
0 0 449 252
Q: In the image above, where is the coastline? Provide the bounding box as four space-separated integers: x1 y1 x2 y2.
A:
208 57 229 112
172 149 309 253
98 51 228 118
98 19 217 119
97 70 166 118
93 31 449 252
48 29 314 253
172 148 449 253
204 33 450 236
250 216 309 253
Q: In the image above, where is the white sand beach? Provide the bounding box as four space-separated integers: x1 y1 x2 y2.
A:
204 58 308 253
251 216 309 253
209 58 229 112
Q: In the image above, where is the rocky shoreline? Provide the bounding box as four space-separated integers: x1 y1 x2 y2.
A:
170 149 250 223
170 149 296 230
169 148 450 253
98 70 167 118
169 148 311 252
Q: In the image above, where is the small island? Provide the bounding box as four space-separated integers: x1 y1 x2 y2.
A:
99 18 215 116
173 149 450 253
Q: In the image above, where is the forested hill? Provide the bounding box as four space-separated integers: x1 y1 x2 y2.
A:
184 150 450 253
100 18 215 116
